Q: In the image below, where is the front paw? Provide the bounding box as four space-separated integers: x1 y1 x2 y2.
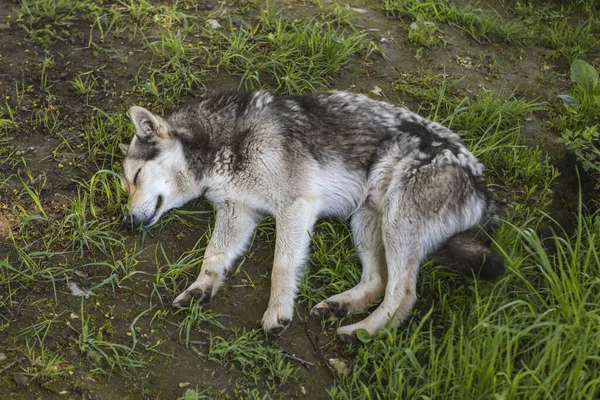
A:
173 281 213 308
262 307 293 336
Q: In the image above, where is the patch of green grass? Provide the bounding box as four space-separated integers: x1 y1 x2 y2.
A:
382 0 531 45
208 329 297 390
18 0 93 46
204 10 365 93
139 30 207 108
555 59 600 180
78 111 135 170
71 72 98 99
542 19 598 60
301 219 360 308
70 299 147 376
177 305 224 347
383 0 598 58
177 388 214 400
54 184 125 256
406 16 443 57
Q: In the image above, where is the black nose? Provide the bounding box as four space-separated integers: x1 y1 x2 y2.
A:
122 215 142 229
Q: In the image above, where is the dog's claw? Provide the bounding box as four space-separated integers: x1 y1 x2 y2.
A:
266 318 291 336
311 300 349 320
173 286 212 308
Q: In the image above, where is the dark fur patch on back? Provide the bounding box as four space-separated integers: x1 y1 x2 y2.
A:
397 120 461 156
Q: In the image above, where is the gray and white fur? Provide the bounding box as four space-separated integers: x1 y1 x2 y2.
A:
119 91 504 341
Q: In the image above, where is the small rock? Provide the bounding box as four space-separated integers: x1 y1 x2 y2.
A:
179 382 191 388
456 76 469 89
0 23 9 30
14 373 29 387
380 36 389 44
0 352 6 361
206 19 221 29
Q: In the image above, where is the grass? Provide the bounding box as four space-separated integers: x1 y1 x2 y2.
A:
202 8 366 93
555 59 600 179
207 329 297 389
1 0 600 398
382 0 599 59
382 0 532 45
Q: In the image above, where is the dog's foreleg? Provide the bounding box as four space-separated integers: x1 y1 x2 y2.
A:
262 198 318 335
173 201 258 308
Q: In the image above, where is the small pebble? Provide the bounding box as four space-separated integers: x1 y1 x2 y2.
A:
0 352 7 361
206 19 221 29
14 373 29 387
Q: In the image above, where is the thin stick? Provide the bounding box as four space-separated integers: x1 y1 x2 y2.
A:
0 360 19 375
285 353 315 367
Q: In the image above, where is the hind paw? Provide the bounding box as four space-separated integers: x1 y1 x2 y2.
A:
336 324 372 343
311 300 349 320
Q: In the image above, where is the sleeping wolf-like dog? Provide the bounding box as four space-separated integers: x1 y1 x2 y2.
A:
119 90 504 341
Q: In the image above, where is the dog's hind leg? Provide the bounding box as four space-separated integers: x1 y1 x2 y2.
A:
262 198 319 335
336 162 485 341
311 200 386 319
172 201 259 308
336 219 422 342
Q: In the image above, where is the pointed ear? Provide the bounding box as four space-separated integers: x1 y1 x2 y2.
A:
118 143 130 155
129 106 171 142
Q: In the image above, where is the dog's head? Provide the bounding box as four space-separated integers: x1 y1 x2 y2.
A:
120 106 198 229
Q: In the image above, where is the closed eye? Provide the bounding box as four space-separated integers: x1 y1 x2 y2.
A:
133 168 141 185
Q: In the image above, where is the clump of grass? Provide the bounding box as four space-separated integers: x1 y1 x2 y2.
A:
177 306 224 347
177 388 213 400
208 329 296 390
78 111 134 169
542 20 598 60
70 300 147 376
71 72 98 100
204 10 365 94
301 219 360 308
18 0 93 46
140 30 207 107
382 0 531 45
52 180 125 255
555 59 600 179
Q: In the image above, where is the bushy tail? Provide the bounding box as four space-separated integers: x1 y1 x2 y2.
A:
433 227 505 281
